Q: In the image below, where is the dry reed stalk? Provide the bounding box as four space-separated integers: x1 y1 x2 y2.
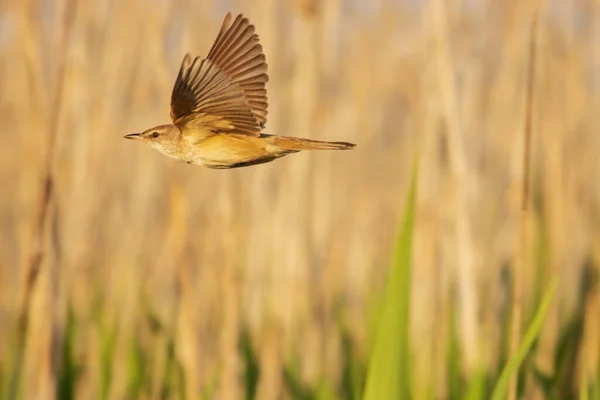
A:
218 178 243 400
166 181 200 400
533 16 588 398
414 91 449 398
258 5 319 392
11 0 76 397
429 0 479 375
507 10 539 400
584 0 600 387
255 324 284 400
405 53 449 397
404 51 441 397
243 3 286 397
533 26 568 382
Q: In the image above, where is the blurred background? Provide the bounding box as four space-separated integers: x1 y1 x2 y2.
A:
1 0 599 398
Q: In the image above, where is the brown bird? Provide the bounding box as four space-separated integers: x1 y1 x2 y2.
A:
124 12 355 169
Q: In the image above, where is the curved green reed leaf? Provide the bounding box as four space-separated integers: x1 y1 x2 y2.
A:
363 156 418 400
491 277 558 400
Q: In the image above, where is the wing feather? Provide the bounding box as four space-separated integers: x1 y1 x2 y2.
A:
170 13 269 138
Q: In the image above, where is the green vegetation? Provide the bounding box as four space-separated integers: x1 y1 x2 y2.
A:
363 158 418 400
3 163 595 400
1 1 598 399
491 278 558 400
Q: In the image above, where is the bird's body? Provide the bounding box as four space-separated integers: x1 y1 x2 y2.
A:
125 12 355 169
149 126 285 169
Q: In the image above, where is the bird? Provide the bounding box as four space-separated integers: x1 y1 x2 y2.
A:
124 12 356 169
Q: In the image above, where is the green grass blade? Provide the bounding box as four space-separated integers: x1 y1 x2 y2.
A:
363 158 418 400
126 337 146 398
447 296 462 399
465 368 486 400
581 369 588 400
239 328 260 400
57 306 79 400
491 277 558 400
99 321 117 400
595 365 600 400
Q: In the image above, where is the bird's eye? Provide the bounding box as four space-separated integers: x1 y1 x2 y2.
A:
152 132 159 138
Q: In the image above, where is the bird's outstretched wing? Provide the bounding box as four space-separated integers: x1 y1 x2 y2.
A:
170 13 268 139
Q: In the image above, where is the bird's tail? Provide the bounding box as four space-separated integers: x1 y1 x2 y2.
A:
267 135 356 151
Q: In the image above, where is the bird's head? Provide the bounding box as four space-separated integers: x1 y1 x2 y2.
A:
124 124 181 153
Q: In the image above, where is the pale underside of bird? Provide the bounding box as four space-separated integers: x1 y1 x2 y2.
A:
125 12 356 169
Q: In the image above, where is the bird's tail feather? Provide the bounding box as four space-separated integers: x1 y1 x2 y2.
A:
267 135 356 151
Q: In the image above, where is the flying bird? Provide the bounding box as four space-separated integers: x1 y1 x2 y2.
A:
124 12 356 169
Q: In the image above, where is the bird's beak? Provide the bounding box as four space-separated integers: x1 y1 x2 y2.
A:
124 133 142 140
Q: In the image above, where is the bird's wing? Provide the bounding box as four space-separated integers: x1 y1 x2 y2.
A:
170 13 268 139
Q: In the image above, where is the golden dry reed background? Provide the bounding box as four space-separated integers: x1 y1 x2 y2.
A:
0 0 599 399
